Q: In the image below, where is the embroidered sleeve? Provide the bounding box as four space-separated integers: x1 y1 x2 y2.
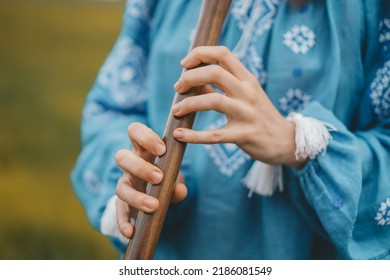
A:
71 0 156 239
285 8 390 259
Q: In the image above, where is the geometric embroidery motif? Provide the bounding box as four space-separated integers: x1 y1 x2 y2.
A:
379 18 390 55
369 60 390 120
204 116 250 177
375 197 390 226
235 46 267 86
283 25 316 55
232 0 278 86
232 0 279 38
97 36 147 108
278 88 311 115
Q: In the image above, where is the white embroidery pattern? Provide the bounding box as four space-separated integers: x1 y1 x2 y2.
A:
232 0 278 85
283 25 316 55
84 102 128 124
278 88 311 114
204 116 250 177
237 46 267 86
83 170 101 194
232 0 278 37
125 0 151 24
379 18 390 54
375 197 390 226
97 36 147 108
370 60 390 120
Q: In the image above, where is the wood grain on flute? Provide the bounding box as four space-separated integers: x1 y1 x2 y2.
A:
124 0 232 260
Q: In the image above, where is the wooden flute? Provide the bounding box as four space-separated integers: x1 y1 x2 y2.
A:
124 0 232 260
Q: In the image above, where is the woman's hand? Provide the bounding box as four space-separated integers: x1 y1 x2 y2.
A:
172 46 306 168
115 122 187 239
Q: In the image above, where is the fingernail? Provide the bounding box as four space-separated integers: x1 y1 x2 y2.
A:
172 102 181 114
174 129 184 139
150 171 162 183
156 143 166 155
144 197 157 208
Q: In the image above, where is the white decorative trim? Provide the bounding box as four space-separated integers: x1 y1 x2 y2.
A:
287 113 337 160
242 161 283 197
100 195 129 245
283 25 316 55
370 60 390 120
243 114 336 197
375 197 390 226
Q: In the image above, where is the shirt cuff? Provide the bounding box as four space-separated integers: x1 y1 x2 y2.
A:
100 195 129 246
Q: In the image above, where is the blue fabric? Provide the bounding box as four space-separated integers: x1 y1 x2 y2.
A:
71 0 390 259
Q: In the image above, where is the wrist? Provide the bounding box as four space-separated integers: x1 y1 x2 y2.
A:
275 118 307 169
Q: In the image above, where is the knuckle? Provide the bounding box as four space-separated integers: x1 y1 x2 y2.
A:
212 94 224 110
192 46 202 56
115 184 125 198
193 133 199 143
132 162 144 176
217 46 230 57
115 197 121 208
241 81 258 103
210 131 223 143
183 98 196 112
247 74 260 87
180 98 189 110
209 65 221 79
246 93 257 104
180 72 190 84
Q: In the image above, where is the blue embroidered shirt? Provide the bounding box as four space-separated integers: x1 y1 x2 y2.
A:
71 0 390 259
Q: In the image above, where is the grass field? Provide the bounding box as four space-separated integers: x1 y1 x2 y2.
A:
0 1 125 259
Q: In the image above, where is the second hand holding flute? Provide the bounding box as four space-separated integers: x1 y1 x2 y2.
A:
124 0 232 260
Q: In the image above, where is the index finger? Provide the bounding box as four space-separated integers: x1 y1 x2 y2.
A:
181 46 251 81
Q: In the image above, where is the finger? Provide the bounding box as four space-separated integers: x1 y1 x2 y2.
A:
116 179 159 213
128 122 166 157
177 172 185 184
181 46 251 80
171 182 188 203
171 93 236 117
202 84 215 94
173 127 234 144
174 65 241 98
116 197 133 238
115 149 163 184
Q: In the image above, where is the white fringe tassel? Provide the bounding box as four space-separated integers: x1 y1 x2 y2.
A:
243 113 337 197
242 161 283 197
287 112 337 160
100 195 129 245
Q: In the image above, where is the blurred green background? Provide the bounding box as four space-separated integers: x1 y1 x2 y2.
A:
0 0 125 259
